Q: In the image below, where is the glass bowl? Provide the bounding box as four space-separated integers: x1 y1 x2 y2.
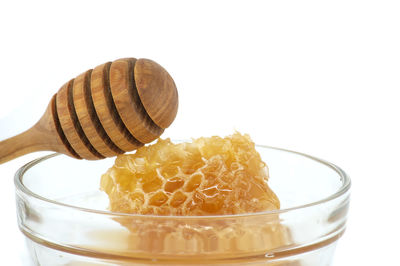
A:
14 145 350 266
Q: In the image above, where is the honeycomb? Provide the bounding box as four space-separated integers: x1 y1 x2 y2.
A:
100 132 280 215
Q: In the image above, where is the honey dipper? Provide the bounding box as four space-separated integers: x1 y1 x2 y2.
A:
0 58 178 164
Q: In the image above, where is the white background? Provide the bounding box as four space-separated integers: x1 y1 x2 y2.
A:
0 0 399 265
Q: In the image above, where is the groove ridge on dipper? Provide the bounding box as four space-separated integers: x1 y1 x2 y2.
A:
52 58 177 160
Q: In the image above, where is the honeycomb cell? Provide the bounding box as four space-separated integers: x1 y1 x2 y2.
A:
149 191 168 207
164 177 185 193
170 191 187 207
142 177 163 193
160 165 179 178
128 192 145 204
184 173 203 192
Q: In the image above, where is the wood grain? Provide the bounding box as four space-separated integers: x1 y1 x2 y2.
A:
56 78 103 160
0 95 79 164
90 62 142 152
135 58 178 129
0 57 178 164
110 58 163 144
73 69 122 157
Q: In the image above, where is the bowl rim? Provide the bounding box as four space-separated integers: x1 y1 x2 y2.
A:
14 144 351 219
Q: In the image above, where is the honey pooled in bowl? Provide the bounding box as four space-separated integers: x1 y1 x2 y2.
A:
100 132 280 215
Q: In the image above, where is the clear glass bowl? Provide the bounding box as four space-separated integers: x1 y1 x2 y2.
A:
14 145 350 266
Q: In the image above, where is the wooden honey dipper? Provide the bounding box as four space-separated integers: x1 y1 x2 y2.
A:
0 58 178 164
